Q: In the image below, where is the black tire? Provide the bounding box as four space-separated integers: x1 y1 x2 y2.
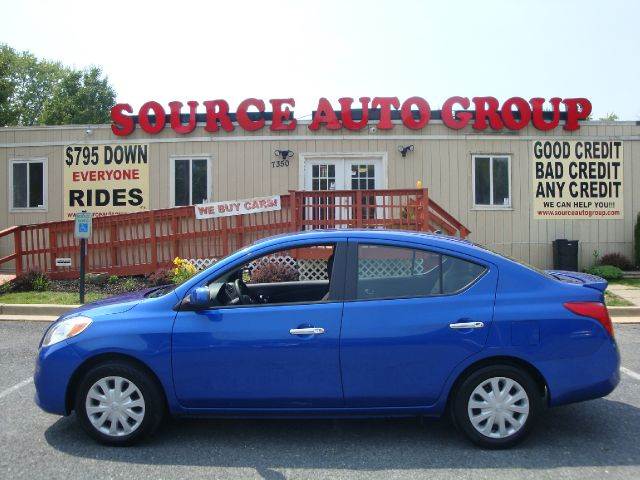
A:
74 362 165 446
451 365 541 449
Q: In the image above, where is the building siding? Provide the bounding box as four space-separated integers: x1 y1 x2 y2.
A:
1 120 638 270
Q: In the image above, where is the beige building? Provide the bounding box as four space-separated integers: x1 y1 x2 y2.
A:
0 115 637 270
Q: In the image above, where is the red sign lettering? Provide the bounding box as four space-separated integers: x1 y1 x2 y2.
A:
111 96 593 136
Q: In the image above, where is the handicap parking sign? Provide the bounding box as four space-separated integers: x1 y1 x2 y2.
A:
74 212 93 239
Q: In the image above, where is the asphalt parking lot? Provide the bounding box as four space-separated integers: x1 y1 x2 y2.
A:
0 321 639 480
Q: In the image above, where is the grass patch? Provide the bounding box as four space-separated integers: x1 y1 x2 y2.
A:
609 278 640 288
0 291 108 305
605 290 633 307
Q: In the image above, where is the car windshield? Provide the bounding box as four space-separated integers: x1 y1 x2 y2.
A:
144 246 255 298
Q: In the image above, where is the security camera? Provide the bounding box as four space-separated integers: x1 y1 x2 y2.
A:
369 126 377 133
85 128 93 135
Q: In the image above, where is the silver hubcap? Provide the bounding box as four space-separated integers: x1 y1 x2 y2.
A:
85 376 145 437
467 376 529 439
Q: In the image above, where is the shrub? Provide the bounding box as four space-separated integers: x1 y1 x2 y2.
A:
0 281 11 294
31 273 49 291
121 277 139 292
108 275 119 284
10 270 45 292
171 257 197 284
249 259 299 284
635 212 640 268
598 253 633 271
586 265 623 280
146 269 172 286
86 272 109 286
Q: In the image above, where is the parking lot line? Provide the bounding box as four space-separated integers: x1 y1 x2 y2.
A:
0 377 33 400
621 366 640 381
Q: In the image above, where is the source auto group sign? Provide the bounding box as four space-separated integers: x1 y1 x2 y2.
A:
110 96 592 136
532 140 623 219
63 144 149 218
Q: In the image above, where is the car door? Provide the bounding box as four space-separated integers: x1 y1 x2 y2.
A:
171 240 347 409
340 239 497 407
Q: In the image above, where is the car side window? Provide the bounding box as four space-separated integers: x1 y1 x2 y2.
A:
210 243 338 307
356 244 486 300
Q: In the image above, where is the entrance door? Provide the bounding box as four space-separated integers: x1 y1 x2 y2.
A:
346 161 379 221
303 157 383 226
303 158 383 191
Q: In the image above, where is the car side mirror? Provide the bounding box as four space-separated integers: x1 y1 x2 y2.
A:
188 286 211 309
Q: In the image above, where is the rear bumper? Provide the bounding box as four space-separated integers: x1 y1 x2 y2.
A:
34 341 83 416
541 337 620 407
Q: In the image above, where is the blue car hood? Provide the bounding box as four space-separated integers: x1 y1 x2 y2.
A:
60 287 160 319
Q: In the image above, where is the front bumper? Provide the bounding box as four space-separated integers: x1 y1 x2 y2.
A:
34 341 83 415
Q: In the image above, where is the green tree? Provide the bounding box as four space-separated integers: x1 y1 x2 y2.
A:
40 67 115 125
635 212 640 268
0 44 68 125
0 44 116 126
599 112 619 121
0 47 15 125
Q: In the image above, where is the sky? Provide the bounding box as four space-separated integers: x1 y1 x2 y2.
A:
1 0 638 119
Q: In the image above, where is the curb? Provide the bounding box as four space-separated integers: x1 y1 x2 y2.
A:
0 303 78 317
0 314 59 322
608 306 640 317
612 317 640 324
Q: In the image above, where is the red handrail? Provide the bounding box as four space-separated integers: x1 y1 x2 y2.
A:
0 189 469 279
0 226 22 275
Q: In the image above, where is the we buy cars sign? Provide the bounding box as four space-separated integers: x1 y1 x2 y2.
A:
195 195 281 220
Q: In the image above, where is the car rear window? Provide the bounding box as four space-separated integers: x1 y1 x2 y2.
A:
442 256 487 293
473 242 554 280
356 244 486 300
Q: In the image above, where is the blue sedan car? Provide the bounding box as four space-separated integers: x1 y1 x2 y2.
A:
34 230 619 448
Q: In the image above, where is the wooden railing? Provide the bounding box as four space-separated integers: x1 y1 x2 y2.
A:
0 189 469 279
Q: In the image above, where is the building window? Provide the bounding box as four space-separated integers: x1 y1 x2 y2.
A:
170 157 211 206
10 158 47 211
472 155 511 209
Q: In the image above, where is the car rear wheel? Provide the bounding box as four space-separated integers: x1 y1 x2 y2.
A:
451 365 541 449
75 362 164 445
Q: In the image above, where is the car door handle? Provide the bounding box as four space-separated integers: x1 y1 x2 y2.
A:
449 321 485 329
289 327 325 335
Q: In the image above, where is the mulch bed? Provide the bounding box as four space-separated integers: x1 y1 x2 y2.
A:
48 276 152 296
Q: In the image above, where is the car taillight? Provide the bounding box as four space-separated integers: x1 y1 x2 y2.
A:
564 302 614 337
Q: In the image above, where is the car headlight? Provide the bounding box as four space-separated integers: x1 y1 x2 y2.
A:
41 316 92 347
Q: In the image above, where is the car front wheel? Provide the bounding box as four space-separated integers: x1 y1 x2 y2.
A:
75 362 164 445
452 365 541 449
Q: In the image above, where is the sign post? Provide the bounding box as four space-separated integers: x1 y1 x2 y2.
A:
74 212 93 303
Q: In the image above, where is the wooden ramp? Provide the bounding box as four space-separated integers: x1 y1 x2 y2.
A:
0 189 470 279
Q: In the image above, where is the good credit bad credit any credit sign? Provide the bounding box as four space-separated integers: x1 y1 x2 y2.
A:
195 195 281 219
63 144 149 218
532 140 623 219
